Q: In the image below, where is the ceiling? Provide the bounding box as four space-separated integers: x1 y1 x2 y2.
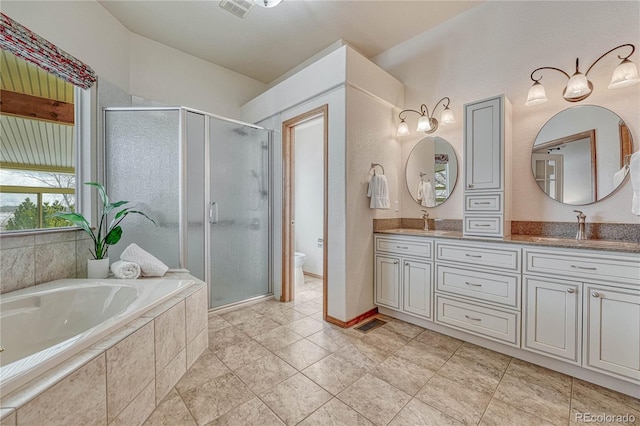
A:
98 0 481 84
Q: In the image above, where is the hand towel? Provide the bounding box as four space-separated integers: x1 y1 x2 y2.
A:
630 151 640 215
120 243 169 277
367 174 390 209
110 260 141 279
612 166 627 188
417 179 425 203
422 181 436 207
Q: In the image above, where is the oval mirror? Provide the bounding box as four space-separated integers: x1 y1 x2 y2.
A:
531 105 633 205
406 136 458 207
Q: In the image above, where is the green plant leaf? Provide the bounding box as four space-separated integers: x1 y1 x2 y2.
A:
52 212 93 236
104 200 129 216
105 225 122 245
85 182 108 208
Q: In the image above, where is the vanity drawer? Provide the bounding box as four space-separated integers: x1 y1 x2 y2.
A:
464 216 503 236
464 193 502 213
376 237 432 259
436 241 520 272
524 248 640 285
436 265 520 308
436 295 520 346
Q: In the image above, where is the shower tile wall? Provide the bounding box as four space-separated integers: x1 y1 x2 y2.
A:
0 230 92 294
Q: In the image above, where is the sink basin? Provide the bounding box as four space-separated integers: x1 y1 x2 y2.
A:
530 237 564 242
387 229 449 235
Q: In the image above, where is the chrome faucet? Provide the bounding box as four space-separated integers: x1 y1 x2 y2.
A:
421 210 430 231
574 210 587 240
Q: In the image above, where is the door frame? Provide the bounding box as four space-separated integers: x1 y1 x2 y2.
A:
281 105 328 320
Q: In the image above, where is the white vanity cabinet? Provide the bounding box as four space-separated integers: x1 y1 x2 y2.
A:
374 235 433 320
463 94 512 237
434 240 521 346
523 247 640 383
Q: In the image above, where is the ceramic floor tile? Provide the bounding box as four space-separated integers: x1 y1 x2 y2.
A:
505 357 572 396
438 354 504 394
337 373 411 426
479 399 556 426
235 354 297 394
333 339 391 371
570 379 640 423
143 389 196 426
454 342 512 372
234 316 282 338
208 314 232 332
176 350 230 394
215 339 271 370
179 371 254 425
259 373 332 426
275 339 329 371
293 301 323 316
494 373 571 425
388 398 464 426
298 398 373 426
219 308 264 325
269 308 307 325
302 354 368 395
414 329 464 354
360 327 410 353
287 317 325 337
208 326 251 352
306 329 356 353
381 319 425 339
394 340 451 371
208 398 285 426
254 326 304 352
415 374 492 426
371 355 436 396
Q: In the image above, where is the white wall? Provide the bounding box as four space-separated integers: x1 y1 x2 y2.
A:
2 1 131 92
294 119 324 277
374 1 640 223
129 34 266 118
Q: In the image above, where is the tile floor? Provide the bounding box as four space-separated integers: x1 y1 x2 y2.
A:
144 277 640 426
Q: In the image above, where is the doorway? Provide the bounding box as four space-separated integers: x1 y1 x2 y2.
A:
282 105 328 320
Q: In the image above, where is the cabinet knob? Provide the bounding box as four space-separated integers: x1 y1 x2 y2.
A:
393 261 399 265
468 184 474 188
591 292 600 298
404 262 409 266
567 288 575 294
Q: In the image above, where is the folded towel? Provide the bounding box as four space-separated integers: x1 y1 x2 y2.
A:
367 174 390 209
612 166 627 188
417 179 425 202
630 151 640 215
120 243 169 277
110 260 141 279
422 181 436 207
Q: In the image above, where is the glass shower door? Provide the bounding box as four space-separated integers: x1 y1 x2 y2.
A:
209 118 271 308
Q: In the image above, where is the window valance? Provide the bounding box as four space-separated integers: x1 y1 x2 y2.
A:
0 13 96 89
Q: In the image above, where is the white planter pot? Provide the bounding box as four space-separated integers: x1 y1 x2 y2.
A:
87 258 110 279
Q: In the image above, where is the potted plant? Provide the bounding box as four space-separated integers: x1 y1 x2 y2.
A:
55 182 155 278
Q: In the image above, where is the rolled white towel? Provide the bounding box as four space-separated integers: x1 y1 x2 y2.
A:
110 260 141 279
120 243 169 277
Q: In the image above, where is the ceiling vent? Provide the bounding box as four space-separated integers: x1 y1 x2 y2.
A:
219 0 255 18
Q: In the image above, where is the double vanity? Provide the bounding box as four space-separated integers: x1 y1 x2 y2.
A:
380 93 639 397
374 230 640 397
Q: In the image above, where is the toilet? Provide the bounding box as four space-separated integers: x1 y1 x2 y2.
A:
294 252 306 287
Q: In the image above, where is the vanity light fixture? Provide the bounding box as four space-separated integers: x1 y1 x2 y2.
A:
397 97 455 136
525 43 640 106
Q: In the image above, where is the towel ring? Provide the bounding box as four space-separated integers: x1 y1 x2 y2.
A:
370 163 385 175
419 172 430 182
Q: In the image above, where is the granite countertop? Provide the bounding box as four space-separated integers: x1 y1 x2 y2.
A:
375 228 640 254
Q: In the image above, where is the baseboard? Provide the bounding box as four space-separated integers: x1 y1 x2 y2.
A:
303 272 323 279
325 307 378 328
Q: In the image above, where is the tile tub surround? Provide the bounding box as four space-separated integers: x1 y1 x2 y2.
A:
0 277 208 425
138 291 640 426
0 229 93 294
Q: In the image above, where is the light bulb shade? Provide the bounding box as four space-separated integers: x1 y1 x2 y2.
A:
416 115 432 132
564 72 592 101
525 81 548 106
397 120 410 137
253 0 283 7
608 58 640 89
440 107 455 125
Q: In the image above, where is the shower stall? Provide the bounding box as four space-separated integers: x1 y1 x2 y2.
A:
103 107 271 309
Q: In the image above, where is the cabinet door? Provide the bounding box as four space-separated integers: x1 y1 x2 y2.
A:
464 96 503 191
375 255 400 309
584 284 640 382
523 277 581 363
403 260 432 319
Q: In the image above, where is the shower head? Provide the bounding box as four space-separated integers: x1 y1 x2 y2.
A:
232 127 249 136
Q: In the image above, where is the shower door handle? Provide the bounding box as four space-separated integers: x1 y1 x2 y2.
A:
209 202 219 224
